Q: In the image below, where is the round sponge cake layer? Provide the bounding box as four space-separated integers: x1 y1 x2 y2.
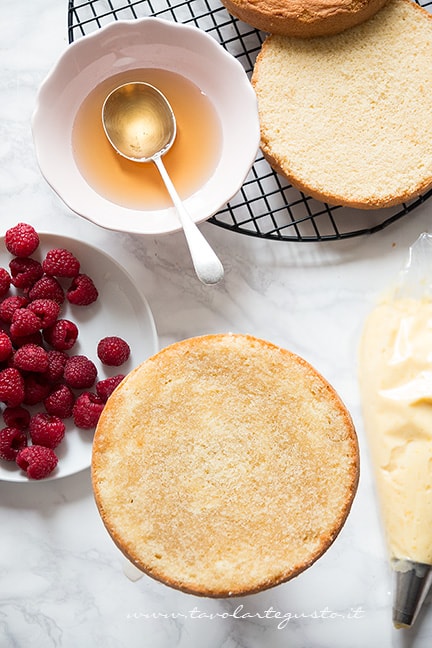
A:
220 0 389 37
252 0 432 209
92 334 359 597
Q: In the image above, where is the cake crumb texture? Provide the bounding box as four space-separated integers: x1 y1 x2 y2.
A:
252 0 432 209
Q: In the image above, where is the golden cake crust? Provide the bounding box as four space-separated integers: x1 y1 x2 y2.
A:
220 0 389 37
92 334 359 597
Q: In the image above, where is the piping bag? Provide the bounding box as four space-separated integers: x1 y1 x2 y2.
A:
359 232 432 629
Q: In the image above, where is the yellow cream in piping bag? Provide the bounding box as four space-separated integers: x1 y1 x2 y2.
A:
359 297 432 564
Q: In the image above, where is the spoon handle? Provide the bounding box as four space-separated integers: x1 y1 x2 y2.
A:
154 157 224 285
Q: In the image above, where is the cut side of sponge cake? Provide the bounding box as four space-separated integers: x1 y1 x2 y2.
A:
92 334 359 597
252 0 432 209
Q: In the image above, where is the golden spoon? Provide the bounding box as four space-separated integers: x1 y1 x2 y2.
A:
102 82 224 285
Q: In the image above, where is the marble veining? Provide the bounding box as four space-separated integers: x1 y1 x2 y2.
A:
1 1 432 646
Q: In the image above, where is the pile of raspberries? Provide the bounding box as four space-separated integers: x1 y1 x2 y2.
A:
0 223 131 480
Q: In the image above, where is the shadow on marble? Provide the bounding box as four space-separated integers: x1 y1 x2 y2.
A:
0 466 92 509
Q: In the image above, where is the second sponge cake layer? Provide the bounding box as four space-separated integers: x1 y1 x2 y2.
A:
252 0 432 209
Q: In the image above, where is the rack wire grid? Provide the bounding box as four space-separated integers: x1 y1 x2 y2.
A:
67 0 432 242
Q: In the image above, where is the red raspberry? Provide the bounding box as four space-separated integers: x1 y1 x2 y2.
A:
0 267 11 298
96 374 125 402
23 373 51 406
27 275 65 304
29 413 65 449
28 299 60 328
5 223 40 257
0 331 13 362
44 384 75 418
63 355 97 389
0 295 29 323
16 444 58 479
3 405 30 430
13 343 49 373
0 426 27 460
9 257 43 289
97 336 130 366
43 319 78 351
42 248 80 278
10 308 42 337
0 367 25 407
73 392 104 429
44 350 68 383
66 273 98 306
10 330 43 349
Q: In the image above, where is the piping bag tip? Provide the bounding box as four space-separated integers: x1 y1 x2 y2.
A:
392 560 432 629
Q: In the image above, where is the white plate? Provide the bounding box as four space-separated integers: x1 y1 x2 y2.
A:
0 233 158 482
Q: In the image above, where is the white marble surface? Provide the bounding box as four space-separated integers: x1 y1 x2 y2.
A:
1 1 432 646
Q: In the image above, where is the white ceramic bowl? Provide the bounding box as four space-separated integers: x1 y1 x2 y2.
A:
32 18 260 235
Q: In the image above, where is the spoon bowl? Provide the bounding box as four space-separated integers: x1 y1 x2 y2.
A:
102 82 224 285
102 83 175 162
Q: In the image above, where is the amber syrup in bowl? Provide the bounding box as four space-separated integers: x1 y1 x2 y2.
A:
72 68 222 211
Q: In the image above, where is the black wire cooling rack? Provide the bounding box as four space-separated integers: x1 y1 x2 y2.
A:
67 0 432 242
